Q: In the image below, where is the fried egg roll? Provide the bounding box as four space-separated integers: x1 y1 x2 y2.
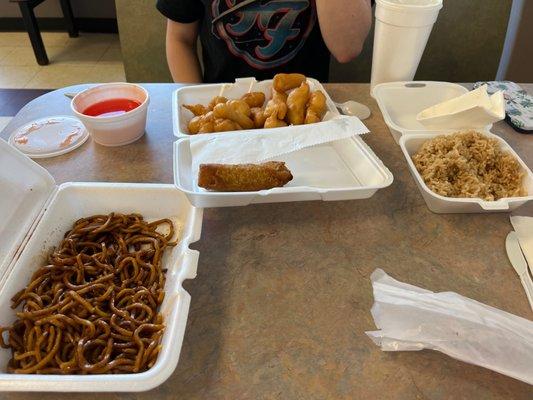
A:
198 161 293 192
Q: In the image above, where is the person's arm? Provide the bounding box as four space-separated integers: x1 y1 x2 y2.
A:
316 0 372 63
165 19 203 83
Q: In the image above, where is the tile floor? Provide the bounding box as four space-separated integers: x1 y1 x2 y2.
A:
0 32 125 89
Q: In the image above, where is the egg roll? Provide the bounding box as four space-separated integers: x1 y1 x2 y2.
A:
198 161 293 192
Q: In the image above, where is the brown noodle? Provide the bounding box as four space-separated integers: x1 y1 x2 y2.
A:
0 213 177 374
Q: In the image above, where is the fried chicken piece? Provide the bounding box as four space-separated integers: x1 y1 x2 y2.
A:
213 100 254 130
208 96 228 110
264 114 288 129
304 110 321 124
188 116 203 134
241 92 266 108
188 111 215 134
198 161 293 192
198 121 215 133
307 91 327 116
273 73 306 92
264 90 288 120
250 107 268 128
214 118 242 132
287 82 310 125
304 91 327 124
183 103 209 116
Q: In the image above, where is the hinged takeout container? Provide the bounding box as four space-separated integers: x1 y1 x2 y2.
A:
400 130 533 213
373 81 533 213
373 81 470 143
173 136 394 208
172 77 340 138
172 77 394 207
0 139 203 392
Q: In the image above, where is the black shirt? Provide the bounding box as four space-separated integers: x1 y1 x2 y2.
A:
157 0 331 83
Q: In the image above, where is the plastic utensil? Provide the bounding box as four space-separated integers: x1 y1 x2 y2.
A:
333 101 371 120
506 231 533 311
366 268 533 386
510 216 533 278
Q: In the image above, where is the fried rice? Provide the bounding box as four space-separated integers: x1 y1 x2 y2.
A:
412 130 526 201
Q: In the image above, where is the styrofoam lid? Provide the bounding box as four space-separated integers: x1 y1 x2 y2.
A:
8 116 89 159
0 139 55 279
379 0 441 6
372 81 471 133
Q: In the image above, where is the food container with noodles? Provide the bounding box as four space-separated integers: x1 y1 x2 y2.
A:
172 76 340 138
0 139 203 392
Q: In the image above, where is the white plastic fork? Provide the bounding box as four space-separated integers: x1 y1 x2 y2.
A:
505 231 533 311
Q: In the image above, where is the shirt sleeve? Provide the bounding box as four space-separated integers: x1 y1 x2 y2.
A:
156 0 204 23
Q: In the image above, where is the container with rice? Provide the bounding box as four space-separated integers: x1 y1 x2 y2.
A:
412 130 526 201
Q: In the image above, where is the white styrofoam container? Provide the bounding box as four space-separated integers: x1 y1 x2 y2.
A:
0 139 203 391
172 77 340 138
372 81 470 143
400 130 533 213
173 136 394 208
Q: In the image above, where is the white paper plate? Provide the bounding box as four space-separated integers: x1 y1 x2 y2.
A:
8 115 89 158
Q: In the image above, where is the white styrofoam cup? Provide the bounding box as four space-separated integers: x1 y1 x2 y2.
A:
370 0 443 95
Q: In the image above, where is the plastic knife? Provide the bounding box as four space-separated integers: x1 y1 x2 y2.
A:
506 231 533 311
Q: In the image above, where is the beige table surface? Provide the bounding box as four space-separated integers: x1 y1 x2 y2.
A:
1 83 532 399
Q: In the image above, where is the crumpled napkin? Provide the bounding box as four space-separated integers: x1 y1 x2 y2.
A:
416 85 505 129
189 115 369 175
366 269 533 385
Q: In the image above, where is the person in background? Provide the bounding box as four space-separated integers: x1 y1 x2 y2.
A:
157 0 373 83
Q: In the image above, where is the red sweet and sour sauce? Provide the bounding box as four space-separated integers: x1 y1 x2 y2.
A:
82 98 141 117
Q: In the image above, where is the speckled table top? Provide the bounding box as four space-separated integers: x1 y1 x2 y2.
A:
1 84 532 399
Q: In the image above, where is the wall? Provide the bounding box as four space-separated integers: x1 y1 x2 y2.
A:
115 0 172 83
330 0 513 83
0 0 116 18
505 0 533 82
116 0 514 83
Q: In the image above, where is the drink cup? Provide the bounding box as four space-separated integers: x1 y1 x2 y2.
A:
370 0 443 95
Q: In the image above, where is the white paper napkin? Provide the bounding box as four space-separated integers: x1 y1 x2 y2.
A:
510 216 533 268
189 115 369 175
416 85 505 129
366 269 533 385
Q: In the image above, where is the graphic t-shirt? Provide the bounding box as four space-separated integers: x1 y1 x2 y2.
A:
157 0 331 83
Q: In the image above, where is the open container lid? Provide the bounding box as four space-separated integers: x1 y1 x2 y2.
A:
0 139 56 281
7 116 89 159
372 81 473 141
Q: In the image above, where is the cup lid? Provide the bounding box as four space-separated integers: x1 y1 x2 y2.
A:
378 0 442 7
8 116 89 158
